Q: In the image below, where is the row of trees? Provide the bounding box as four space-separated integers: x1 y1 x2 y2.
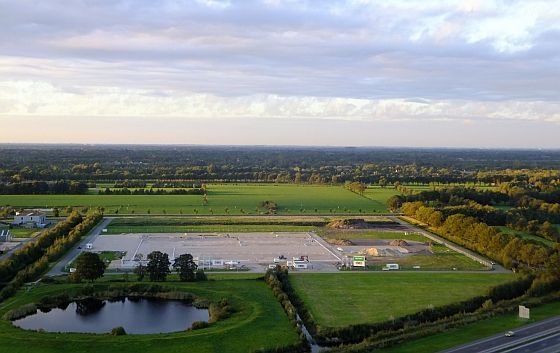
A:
0 181 88 195
0 212 103 301
400 201 557 271
98 187 206 195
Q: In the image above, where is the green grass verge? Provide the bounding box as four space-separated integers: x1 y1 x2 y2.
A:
375 300 560 353
320 230 427 243
290 272 515 327
0 276 300 353
4 228 39 238
0 184 395 215
105 224 317 234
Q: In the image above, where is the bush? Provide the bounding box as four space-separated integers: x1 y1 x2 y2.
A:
110 326 127 336
2 303 37 321
190 321 209 330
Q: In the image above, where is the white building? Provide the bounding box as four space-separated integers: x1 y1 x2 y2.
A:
13 211 47 228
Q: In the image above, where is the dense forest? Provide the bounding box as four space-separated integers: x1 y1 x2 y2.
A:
1 144 560 184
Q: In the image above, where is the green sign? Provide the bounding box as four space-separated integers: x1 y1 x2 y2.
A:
353 256 365 261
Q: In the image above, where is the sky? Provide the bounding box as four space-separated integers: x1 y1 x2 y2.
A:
0 0 559 148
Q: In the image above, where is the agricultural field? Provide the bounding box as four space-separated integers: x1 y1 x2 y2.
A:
290 272 515 327
496 226 556 247
376 300 560 353
1 184 397 215
0 275 300 353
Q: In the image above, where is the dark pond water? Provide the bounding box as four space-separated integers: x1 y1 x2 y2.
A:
13 297 209 334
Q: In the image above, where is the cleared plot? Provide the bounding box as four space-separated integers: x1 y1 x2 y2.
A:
0 278 300 353
365 244 486 271
0 184 393 215
290 272 515 327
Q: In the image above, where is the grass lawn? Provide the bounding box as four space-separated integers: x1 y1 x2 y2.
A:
290 272 515 327
1 184 395 215
0 276 300 353
4 227 39 238
375 300 560 353
496 226 556 247
106 224 316 234
319 230 427 243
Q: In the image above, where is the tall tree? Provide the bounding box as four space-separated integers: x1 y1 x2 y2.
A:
173 253 198 282
75 252 105 282
146 251 171 282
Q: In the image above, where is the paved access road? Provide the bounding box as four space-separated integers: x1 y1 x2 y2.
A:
439 315 560 353
47 217 113 276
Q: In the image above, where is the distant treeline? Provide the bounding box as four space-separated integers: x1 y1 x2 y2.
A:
0 181 88 195
99 188 206 195
2 145 560 185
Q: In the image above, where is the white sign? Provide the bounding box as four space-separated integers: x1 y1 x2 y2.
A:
519 305 530 319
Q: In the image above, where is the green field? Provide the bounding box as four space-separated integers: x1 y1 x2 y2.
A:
290 272 514 327
319 230 427 242
5 227 39 238
1 184 396 215
362 187 400 209
496 226 556 247
376 300 560 353
0 275 300 353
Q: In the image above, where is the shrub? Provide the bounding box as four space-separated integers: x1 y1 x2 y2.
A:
190 321 209 330
2 303 38 321
110 326 127 336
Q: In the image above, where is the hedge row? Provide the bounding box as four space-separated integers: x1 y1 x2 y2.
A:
262 268 311 353
0 212 103 301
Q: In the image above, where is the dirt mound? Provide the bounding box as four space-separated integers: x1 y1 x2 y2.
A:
327 219 370 229
326 238 355 246
363 247 405 257
389 239 410 247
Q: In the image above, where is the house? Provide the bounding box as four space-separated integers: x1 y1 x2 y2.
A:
13 210 47 228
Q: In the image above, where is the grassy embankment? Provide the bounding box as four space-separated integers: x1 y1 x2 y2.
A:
0 274 300 353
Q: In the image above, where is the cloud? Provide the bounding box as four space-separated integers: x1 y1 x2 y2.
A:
0 0 559 146
1 80 558 123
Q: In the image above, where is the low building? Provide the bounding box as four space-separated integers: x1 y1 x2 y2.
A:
13 210 47 228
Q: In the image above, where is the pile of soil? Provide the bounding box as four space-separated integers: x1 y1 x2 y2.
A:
363 247 405 257
389 239 410 247
327 219 370 229
326 238 355 246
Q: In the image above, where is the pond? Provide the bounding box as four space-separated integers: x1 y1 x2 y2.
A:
13 297 209 334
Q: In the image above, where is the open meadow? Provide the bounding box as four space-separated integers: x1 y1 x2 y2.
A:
290 272 515 327
0 275 301 353
1 184 398 215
